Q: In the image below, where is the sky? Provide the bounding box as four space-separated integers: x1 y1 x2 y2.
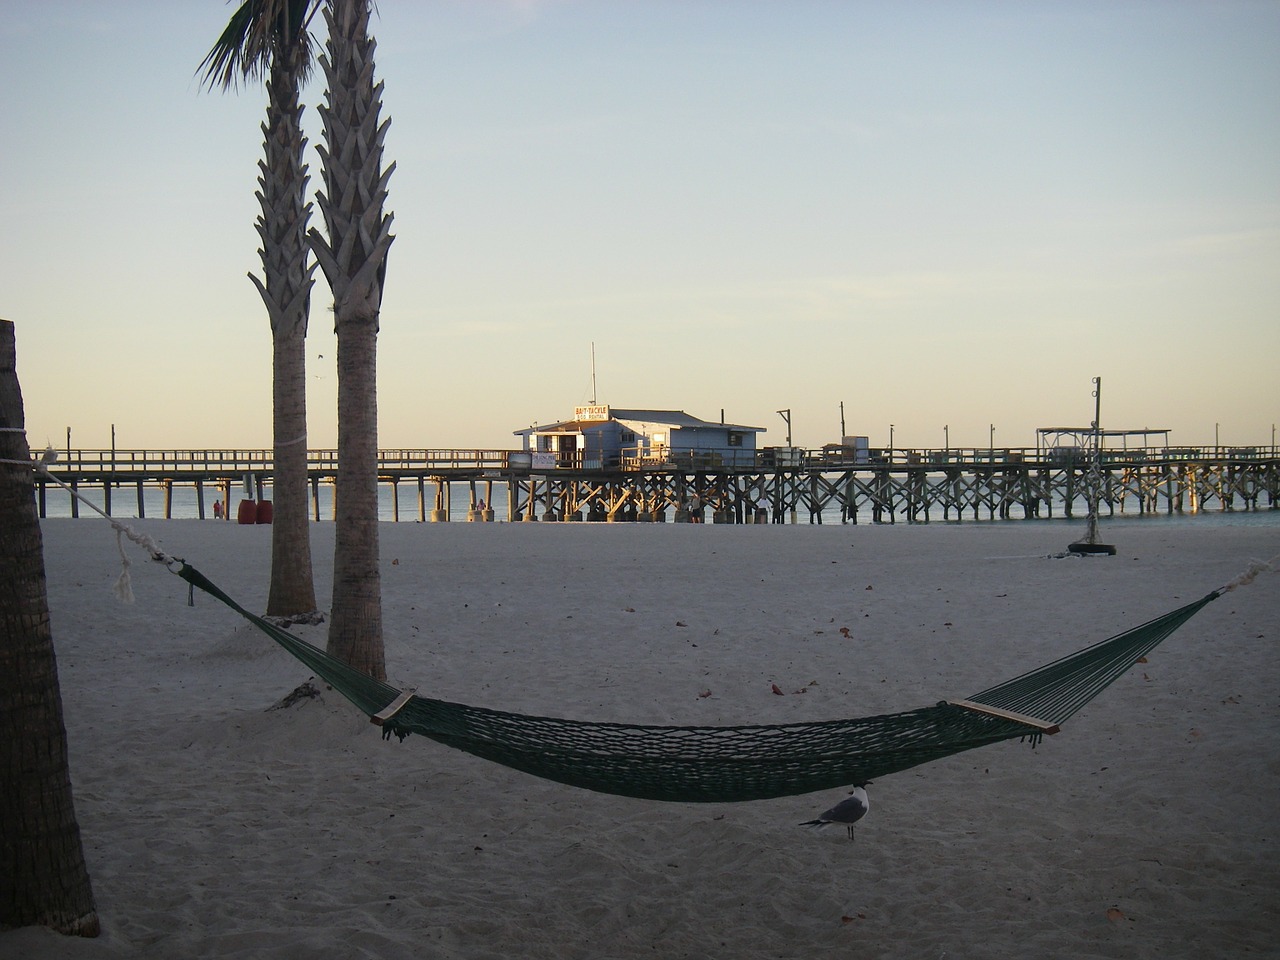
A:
2 0 1277 454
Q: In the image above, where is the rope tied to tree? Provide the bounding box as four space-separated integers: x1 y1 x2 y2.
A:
0 436 184 601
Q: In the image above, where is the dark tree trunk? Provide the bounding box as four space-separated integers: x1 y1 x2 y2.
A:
0 319 99 937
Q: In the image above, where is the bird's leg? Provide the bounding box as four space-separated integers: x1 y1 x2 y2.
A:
847 826 856 841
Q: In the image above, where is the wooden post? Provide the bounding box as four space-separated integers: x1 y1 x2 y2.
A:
135 480 145 518
507 477 520 521
429 479 445 521
541 477 555 521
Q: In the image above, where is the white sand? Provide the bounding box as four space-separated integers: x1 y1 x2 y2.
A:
5 517 1279 959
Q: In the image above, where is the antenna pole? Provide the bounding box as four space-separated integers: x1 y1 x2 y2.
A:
1068 375 1116 555
590 342 597 405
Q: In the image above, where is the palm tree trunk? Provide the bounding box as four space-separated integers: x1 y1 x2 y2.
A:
331 309 383 674
268 319 316 617
0 319 99 937
310 0 394 680
252 45 319 619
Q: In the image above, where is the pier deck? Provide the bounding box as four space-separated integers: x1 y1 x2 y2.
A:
31 446 1280 522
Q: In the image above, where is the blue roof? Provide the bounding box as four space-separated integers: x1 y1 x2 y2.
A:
515 409 764 436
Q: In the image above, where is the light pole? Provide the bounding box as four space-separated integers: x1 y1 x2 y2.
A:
944 424 949 457
1068 375 1114 555
889 424 895 461
776 409 792 447
1215 422 1220 454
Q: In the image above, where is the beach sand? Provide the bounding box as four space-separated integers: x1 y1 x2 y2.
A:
4 517 1278 959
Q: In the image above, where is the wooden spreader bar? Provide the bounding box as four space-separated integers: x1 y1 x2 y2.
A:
947 699 1061 735
372 688 417 726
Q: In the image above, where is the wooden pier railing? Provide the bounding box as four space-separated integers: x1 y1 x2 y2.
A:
41 448 516 475
41 444 1280 474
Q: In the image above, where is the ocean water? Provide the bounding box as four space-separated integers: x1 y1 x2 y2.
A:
33 476 1279 529
35 479 488 524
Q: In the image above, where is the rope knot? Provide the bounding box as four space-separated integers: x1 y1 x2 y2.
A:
1218 556 1276 595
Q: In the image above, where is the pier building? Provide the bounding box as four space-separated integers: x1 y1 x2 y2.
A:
514 405 765 470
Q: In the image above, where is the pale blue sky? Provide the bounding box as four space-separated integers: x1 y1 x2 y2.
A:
2 0 1277 452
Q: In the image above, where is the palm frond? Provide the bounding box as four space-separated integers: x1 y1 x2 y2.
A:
199 0 321 91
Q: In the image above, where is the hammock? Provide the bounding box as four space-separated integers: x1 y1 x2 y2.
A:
178 563 1224 804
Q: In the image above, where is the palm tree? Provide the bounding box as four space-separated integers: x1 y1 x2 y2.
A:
309 0 394 680
0 319 99 937
201 0 321 620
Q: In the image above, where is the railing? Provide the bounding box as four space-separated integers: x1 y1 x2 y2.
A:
43 448 515 474
33 444 1280 476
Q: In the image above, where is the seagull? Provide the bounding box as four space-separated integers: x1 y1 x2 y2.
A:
800 784 870 839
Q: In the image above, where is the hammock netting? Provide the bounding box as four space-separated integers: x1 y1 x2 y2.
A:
178 564 1218 804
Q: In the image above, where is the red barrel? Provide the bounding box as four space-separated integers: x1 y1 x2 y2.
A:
255 500 273 524
236 499 258 524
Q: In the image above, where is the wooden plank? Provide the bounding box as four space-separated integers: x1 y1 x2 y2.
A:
947 699 1061 735
371 688 417 726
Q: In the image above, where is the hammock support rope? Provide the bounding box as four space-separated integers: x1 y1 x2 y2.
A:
177 563 1220 804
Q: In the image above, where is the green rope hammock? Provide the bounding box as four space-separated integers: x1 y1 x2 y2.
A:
178 563 1220 803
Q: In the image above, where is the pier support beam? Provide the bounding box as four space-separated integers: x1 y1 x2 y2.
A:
430 478 448 522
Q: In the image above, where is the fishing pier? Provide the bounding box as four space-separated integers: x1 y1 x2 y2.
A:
33 444 1280 524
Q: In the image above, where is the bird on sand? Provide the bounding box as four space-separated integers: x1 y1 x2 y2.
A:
799 784 870 839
